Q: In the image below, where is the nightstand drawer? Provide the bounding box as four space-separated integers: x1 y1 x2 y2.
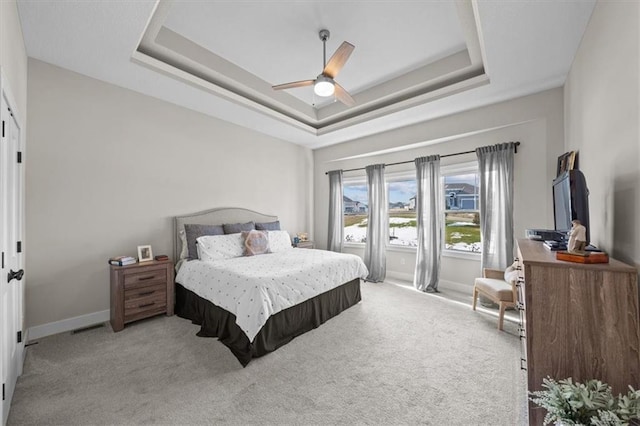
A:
124 304 167 324
124 291 167 317
123 268 167 289
124 282 166 301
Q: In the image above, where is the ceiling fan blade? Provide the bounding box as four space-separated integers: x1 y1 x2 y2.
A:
272 80 315 90
323 41 355 79
334 82 355 107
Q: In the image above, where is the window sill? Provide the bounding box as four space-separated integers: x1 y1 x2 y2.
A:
343 243 480 262
442 249 481 261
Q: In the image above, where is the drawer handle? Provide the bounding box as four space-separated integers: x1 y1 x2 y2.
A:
520 358 527 371
519 327 526 339
139 302 155 308
139 291 155 297
138 275 155 281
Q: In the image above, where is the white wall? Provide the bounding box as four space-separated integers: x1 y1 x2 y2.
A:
314 88 565 290
0 0 27 115
26 59 313 329
564 0 639 269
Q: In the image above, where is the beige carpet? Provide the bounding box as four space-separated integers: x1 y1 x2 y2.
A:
8 282 527 425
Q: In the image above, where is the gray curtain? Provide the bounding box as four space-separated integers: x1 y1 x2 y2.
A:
476 142 516 270
364 164 387 282
327 170 344 252
413 155 443 293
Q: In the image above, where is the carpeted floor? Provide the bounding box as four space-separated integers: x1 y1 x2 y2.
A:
8 282 527 425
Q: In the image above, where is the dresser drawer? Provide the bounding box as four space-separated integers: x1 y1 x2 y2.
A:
123 268 167 289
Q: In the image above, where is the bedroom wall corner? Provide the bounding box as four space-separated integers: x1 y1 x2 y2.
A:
25 59 313 332
564 0 640 269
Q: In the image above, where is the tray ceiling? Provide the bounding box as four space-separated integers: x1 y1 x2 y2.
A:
17 0 596 148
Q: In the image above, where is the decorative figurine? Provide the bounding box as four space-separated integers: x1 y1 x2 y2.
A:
567 219 587 253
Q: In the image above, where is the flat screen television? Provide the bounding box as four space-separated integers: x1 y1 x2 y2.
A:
552 170 590 244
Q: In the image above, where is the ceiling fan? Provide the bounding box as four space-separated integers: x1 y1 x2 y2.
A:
272 29 356 107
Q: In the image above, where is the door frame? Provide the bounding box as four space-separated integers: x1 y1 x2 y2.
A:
0 67 26 425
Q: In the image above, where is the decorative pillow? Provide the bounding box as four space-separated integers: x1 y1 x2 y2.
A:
504 262 519 284
256 220 281 231
197 234 244 261
184 224 224 260
241 230 271 256
268 230 293 252
223 221 255 235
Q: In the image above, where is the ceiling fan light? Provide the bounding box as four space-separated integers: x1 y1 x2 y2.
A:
314 76 335 97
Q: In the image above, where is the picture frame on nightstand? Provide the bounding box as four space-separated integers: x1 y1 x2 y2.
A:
137 245 153 262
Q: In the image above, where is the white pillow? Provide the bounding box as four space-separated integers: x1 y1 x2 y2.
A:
197 234 244 261
179 229 188 260
268 230 293 253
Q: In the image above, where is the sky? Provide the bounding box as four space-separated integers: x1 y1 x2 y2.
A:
345 173 478 205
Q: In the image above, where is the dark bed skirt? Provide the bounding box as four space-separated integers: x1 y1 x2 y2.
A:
175 278 362 366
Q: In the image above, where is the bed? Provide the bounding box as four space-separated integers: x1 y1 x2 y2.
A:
173 207 368 366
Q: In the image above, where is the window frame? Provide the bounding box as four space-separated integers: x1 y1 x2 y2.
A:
342 175 369 247
385 170 418 250
442 161 481 258
340 161 481 260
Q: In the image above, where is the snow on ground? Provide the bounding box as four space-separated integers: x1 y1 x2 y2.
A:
344 216 480 252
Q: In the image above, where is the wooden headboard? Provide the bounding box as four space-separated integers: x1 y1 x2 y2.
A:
173 207 278 261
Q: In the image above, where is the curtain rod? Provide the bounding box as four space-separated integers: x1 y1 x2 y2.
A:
324 141 520 175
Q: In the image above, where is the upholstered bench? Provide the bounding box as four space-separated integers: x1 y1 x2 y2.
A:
472 268 517 331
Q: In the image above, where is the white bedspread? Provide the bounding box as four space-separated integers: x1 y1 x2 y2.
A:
176 249 368 342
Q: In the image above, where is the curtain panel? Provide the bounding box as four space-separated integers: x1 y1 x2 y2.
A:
414 155 443 293
476 142 516 270
364 164 387 282
327 170 344 253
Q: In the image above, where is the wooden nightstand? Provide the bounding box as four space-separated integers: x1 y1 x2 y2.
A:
295 241 315 249
110 259 174 332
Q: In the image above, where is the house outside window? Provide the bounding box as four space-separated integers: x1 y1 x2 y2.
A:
388 176 417 247
343 181 368 243
342 162 481 253
443 164 481 253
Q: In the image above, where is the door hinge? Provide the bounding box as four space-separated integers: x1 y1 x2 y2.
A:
17 151 22 163
17 241 22 253
2 120 4 138
1 252 4 269
17 331 22 343
2 383 4 401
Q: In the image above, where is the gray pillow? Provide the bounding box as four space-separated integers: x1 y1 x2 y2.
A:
223 221 255 235
184 224 224 260
255 220 281 231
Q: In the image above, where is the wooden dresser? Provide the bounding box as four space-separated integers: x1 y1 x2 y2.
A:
110 259 174 332
516 239 639 425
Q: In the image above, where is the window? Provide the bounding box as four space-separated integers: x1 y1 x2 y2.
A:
443 167 481 253
343 181 368 243
388 177 417 247
342 162 481 253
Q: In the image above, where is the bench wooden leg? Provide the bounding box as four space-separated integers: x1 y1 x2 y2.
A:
498 302 506 331
472 286 478 311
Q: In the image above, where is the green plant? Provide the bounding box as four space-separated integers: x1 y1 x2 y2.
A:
529 377 640 425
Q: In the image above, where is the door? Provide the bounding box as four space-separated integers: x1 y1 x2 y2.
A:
0 76 25 425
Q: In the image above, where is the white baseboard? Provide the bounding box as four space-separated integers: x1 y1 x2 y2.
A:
27 310 110 341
